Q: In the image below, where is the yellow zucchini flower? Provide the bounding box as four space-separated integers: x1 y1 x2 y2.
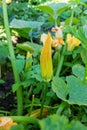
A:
40 33 53 82
40 26 64 49
51 26 64 48
0 117 17 130
6 0 11 4
66 34 81 51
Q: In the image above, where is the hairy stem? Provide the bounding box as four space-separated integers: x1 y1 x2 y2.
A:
55 44 66 76
2 0 23 115
9 116 39 125
40 82 48 118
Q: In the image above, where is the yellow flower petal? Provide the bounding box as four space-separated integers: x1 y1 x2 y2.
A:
40 33 48 44
51 38 64 49
0 117 17 130
66 34 81 51
6 0 11 4
40 33 53 82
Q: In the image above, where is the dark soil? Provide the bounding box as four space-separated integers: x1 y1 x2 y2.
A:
0 73 16 111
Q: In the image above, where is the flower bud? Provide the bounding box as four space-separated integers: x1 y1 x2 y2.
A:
40 33 53 82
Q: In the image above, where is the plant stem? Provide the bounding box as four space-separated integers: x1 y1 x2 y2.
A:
2 0 23 115
25 104 59 109
40 82 48 118
55 44 66 76
29 95 34 116
57 102 68 114
27 86 33 98
0 110 10 114
69 4 74 26
9 116 39 125
55 3 74 77
84 51 87 83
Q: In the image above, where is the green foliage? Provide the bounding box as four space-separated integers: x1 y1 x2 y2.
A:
52 76 68 101
38 2 69 24
0 44 9 64
39 114 87 130
72 64 85 79
52 64 87 105
10 18 43 38
10 124 24 130
17 42 42 54
1 0 87 129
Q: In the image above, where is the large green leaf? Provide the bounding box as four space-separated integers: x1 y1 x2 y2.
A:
66 76 87 105
39 114 68 130
39 114 87 130
10 19 43 38
38 3 68 19
10 19 43 29
52 75 87 105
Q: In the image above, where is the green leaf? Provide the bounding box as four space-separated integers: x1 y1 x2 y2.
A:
52 75 87 105
10 124 24 130
16 55 25 74
71 26 87 49
10 19 43 38
52 76 68 101
39 114 68 130
38 3 68 18
37 5 54 16
83 24 87 38
39 114 87 130
69 120 87 130
17 43 34 53
0 79 5 84
56 4 69 17
81 48 87 64
72 64 85 80
65 17 79 25
77 27 87 49
17 42 42 54
83 10 87 14
0 45 9 64
10 18 43 29
12 82 22 92
66 75 87 105
49 2 68 12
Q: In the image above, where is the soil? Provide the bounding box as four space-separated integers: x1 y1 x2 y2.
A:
0 73 15 111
